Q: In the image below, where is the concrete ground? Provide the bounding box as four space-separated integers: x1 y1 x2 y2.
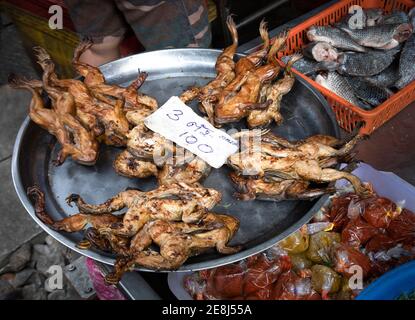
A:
0 20 42 264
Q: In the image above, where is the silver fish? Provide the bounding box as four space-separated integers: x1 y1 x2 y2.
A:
364 61 400 88
281 55 335 76
307 26 367 52
316 72 371 110
365 8 384 26
346 77 392 107
328 47 400 77
409 7 415 30
336 8 383 30
303 42 339 62
341 23 413 49
380 11 409 25
395 34 415 89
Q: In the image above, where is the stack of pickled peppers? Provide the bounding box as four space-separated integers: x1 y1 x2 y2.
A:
184 190 415 300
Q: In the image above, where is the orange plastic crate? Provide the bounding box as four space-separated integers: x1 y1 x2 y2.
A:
277 0 415 134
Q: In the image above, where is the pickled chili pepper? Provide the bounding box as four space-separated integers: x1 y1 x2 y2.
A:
365 234 397 252
387 209 415 244
278 225 309 254
306 231 341 264
362 197 400 228
311 265 342 300
289 252 313 276
331 243 372 277
341 216 379 248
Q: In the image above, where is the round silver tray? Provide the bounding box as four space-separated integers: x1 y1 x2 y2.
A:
12 48 340 272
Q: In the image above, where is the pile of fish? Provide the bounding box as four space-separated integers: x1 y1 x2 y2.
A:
282 7 415 110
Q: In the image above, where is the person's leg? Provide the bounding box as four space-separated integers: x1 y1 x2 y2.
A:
64 0 128 66
115 0 211 50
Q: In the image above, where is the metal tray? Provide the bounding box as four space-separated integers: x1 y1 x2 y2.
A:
12 48 340 272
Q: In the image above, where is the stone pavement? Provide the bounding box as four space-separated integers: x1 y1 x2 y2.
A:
0 21 42 264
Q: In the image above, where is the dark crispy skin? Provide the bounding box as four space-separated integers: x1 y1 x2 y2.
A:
105 213 240 284
126 124 173 162
34 47 130 147
27 186 120 232
83 227 130 254
113 150 158 178
9 75 99 166
229 172 334 201
157 156 211 185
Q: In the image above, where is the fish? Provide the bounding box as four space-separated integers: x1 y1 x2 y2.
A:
335 8 383 30
365 8 384 26
364 61 400 88
302 42 339 62
395 34 415 89
321 47 400 77
409 7 415 30
346 77 392 107
281 55 336 76
307 26 367 52
380 11 409 25
316 72 371 110
341 23 413 49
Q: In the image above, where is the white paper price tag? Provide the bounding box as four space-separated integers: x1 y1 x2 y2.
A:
144 96 238 168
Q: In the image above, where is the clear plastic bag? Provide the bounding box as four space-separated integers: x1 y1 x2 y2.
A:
184 247 291 300
331 243 372 278
278 225 309 254
387 208 415 244
306 231 341 264
341 216 379 248
272 270 321 300
310 265 342 300
361 197 399 228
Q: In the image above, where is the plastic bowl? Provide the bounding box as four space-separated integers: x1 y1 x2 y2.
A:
356 260 415 300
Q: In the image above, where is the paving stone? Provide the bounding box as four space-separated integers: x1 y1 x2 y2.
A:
0 243 31 274
32 244 65 275
0 279 21 300
0 25 38 85
22 283 47 300
11 268 35 288
0 85 32 160
0 158 42 263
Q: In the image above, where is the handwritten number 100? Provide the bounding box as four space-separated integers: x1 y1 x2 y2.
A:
179 132 213 153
